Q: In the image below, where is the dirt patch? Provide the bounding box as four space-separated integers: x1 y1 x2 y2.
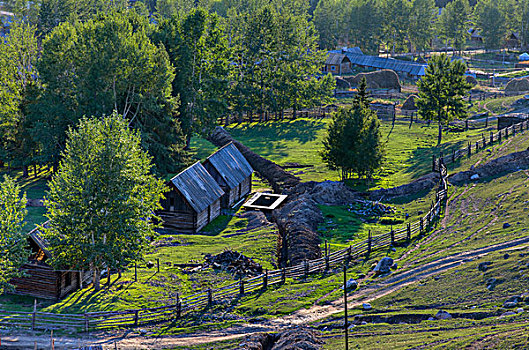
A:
208 127 300 192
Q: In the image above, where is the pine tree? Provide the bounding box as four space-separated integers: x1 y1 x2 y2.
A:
320 80 383 181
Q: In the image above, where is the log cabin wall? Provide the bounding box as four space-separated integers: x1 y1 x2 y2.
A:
12 263 60 300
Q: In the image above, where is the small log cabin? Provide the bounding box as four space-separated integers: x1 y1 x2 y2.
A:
11 225 91 300
203 142 254 208
159 162 225 232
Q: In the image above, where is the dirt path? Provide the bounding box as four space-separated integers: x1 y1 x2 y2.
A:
4 236 529 349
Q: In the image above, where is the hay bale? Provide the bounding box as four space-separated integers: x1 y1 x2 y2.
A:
465 75 478 86
402 94 418 110
345 69 401 92
505 78 529 95
335 77 351 90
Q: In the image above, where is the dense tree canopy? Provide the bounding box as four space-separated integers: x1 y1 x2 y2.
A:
43 114 166 291
0 175 28 294
28 11 188 175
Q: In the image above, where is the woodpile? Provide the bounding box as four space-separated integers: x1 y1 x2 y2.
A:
204 250 263 276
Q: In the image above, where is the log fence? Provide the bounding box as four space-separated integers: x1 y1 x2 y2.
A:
432 119 529 172
0 163 449 333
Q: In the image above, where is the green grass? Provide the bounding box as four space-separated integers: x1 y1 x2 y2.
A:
191 118 489 191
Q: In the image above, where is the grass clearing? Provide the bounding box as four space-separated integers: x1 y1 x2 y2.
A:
192 118 489 191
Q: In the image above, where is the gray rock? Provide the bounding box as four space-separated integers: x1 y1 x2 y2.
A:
361 321 368 325
391 247 397 252
500 311 517 317
374 257 394 275
516 308 524 313
470 174 480 180
391 263 398 270
435 310 452 320
478 261 492 272
504 253 510 259
344 278 358 291
362 303 372 311
503 223 511 229
427 317 435 321
504 296 520 308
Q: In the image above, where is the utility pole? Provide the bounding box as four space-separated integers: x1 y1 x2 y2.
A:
344 263 349 350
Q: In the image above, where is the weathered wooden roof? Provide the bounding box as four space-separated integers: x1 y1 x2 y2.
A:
205 142 254 189
325 53 350 66
28 222 52 259
170 162 224 213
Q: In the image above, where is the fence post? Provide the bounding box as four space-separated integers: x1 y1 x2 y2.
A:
485 116 488 127
134 262 137 282
432 155 436 172
134 310 139 326
347 245 352 263
513 125 516 136
390 227 395 246
239 276 245 296
420 217 424 233
207 288 213 307
467 142 471 157
281 267 286 284
84 314 89 333
263 270 268 289
157 258 160 273
304 260 309 278
499 130 502 143
452 149 455 163
367 231 372 257
465 119 468 131
32 299 36 331
176 293 181 319
490 131 493 145
325 240 329 272
482 133 486 147
407 223 411 242
475 142 479 151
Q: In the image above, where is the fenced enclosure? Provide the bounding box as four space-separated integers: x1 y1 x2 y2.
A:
0 164 449 333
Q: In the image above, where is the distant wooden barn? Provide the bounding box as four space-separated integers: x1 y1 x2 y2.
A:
159 162 224 232
203 142 254 208
11 226 90 300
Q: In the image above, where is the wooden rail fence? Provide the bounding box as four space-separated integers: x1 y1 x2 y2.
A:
432 119 529 171
0 164 449 333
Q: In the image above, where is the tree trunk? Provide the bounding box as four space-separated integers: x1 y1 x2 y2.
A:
33 164 37 178
438 119 442 145
93 268 101 291
23 165 29 178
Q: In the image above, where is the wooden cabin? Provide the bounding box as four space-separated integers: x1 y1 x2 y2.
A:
159 162 224 232
11 226 91 300
203 142 254 208
323 53 352 75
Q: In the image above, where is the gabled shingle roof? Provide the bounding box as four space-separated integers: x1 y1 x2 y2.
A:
28 222 52 259
170 162 224 213
345 54 426 76
205 142 253 189
325 53 350 65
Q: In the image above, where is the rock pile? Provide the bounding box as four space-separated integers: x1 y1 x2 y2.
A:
240 328 323 350
204 250 263 277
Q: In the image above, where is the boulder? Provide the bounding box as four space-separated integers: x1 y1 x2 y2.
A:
362 303 372 311
435 310 452 320
500 311 517 317
517 308 524 313
478 261 492 272
470 174 480 180
344 278 358 292
374 257 394 275
504 296 520 308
